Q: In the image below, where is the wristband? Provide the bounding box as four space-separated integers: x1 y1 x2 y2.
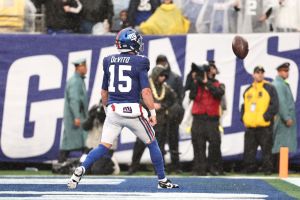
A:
150 109 156 117
103 106 107 114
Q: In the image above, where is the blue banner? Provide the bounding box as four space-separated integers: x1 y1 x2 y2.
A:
0 33 299 164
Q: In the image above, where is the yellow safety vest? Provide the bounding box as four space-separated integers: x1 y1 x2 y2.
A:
243 81 271 128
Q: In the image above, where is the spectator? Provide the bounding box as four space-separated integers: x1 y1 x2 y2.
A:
32 0 81 34
91 19 112 35
127 65 177 175
149 66 177 165
59 58 89 163
110 10 131 33
79 0 114 34
0 0 26 32
241 66 278 175
63 0 82 14
127 0 161 28
111 0 130 31
155 55 184 173
272 63 297 171
195 0 239 33
112 0 130 14
189 62 225 176
209 0 239 33
112 0 130 18
24 0 37 32
236 0 274 33
139 0 190 35
179 0 205 33
273 0 300 32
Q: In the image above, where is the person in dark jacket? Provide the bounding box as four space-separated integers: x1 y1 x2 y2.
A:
32 0 81 34
110 9 131 33
127 0 161 28
79 0 114 33
155 55 184 173
189 61 225 176
127 65 177 175
241 66 279 175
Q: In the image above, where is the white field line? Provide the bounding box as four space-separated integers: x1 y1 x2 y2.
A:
0 175 285 179
1 175 299 182
283 177 300 187
0 178 125 185
0 176 299 187
0 191 268 199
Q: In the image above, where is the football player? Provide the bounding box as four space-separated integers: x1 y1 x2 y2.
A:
67 27 179 189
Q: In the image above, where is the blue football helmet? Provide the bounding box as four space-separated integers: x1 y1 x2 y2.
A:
115 28 144 54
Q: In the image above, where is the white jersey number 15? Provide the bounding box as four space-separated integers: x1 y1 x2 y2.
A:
108 64 132 93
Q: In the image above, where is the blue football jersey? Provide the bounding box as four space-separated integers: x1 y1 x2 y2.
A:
102 53 150 104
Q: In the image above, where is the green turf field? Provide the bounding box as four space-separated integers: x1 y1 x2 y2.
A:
265 179 300 199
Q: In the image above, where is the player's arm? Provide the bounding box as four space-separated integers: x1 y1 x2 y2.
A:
101 89 108 108
142 88 157 126
139 57 156 126
142 88 155 110
101 57 109 112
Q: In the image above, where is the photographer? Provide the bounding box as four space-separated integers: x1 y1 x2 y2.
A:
82 102 120 175
189 61 225 176
53 101 120 175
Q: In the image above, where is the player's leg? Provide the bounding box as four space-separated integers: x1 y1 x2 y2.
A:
128 116 179 189
128 138 146 175
147 140 179 189
68 113 122 189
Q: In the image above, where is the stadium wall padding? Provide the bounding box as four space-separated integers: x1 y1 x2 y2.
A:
0 33 299 163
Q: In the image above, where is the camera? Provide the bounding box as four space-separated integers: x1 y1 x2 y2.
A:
191 62 210 83
82 104 106 131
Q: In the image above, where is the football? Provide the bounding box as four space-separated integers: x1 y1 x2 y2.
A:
232 35 249 59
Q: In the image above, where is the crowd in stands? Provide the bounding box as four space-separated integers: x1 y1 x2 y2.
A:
0 0 299 34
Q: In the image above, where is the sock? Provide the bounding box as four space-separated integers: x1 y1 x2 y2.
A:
81 144 109 170
147 140 165 180
159 177 167 182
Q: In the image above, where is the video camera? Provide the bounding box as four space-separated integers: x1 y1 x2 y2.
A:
82 104 106 131
191 62 210 83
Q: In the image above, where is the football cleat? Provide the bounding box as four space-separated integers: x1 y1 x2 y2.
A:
158 179 179 189
67 166 84 189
